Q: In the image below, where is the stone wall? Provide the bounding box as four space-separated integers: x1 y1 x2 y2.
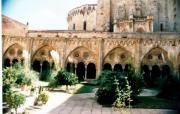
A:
2 15 28 37
3 32 180 78
67 4 97 31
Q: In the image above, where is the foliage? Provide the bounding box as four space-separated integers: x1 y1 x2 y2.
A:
48 78 59 89
157 76 180 100
5 91 25 114
96 66 143 107
113 77 132 108
3 67 18 93
48 70 59 88
40 69 51 81
15 74 31 86
55 69 78 87
96 71 127 104
125 66 144 96
34 91 49 105
133 96 180 109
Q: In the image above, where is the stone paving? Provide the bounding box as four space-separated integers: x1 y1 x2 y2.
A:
28 92 179 114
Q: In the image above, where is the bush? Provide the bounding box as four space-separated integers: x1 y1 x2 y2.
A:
157 76 180 100
34 91 49 105
96 71 127 105
40 69 51 81
55 69 78 89
48 78 58 89
3 67 17 93
5 91 25 114
96 67 143 107
113 77 132 108
15 74 31 86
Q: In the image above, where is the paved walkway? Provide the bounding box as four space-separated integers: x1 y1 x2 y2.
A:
27 92 178 114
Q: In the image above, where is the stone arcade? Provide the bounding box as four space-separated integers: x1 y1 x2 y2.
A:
2 0 180 86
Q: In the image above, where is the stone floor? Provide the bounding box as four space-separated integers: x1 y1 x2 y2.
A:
27 92 179 114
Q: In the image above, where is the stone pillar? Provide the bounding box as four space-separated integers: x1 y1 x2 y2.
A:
113 19 118 32
97 38 103 78
75 64 77 76
40 62 43 76
85 65 87 80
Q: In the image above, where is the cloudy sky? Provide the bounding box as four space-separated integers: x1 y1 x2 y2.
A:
2 0 97 30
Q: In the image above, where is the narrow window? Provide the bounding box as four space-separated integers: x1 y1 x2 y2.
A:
83 21 86 31
174 22 176 31
73 24 75 30
160 23 163 32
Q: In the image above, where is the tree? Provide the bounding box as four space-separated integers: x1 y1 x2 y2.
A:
3 67 17 93
5 91 25 114
55 69 78 90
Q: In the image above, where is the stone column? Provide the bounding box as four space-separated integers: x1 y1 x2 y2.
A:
75 64 77 76
85 65 87 80
40 62 43 76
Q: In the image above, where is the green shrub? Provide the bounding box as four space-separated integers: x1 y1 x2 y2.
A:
96 71 127 104
96 66 143 107
40 69 51 81
15 74 31 86
3 67 17 93
48 78 58 89
34 91 49 105
55 69 78 89
157 76 180 100
5 91 25 114
113 77 132 108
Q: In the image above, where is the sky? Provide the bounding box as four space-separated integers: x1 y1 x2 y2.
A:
2 0 97 30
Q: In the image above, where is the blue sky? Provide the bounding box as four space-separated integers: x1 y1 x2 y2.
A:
2 0 97 30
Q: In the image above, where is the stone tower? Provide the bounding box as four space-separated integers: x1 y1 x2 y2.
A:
96 0 111 31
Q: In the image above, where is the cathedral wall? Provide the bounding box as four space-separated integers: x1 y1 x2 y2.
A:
67 4 97 31
96 0 110 31
2 16 28 37
3 32 180 78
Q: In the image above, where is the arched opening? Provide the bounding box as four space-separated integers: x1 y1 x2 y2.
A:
160 23 163 32
179 65 180 79
161 65 170 78
103 47 132 72
73 23 75 30
3 58 10 68
151 65 161 87
114 64 123 72
87 63 96 79
20 59 24 66
142 65 151 86
136 27 145 33
12 59 18 66
32 60 41 72
103 63 112 71
76 62 85 81
40 61 51 81
66 62 75 73
83 21 87 31
124 64 132 72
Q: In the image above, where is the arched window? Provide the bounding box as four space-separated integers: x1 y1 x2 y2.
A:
73 23 75 30
160 23 163 32
83 21 87 31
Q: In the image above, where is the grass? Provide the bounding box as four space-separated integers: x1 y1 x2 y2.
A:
49 83 97 94
75 84 97 94
133 96 180 109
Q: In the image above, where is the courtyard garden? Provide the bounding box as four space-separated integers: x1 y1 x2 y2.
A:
2 62 180 114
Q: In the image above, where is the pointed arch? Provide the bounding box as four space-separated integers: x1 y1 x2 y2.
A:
3 43 25 67
66 46 96 65
103 47 133 67
32 45 59 64
142 47 168 66
136 27 145 33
